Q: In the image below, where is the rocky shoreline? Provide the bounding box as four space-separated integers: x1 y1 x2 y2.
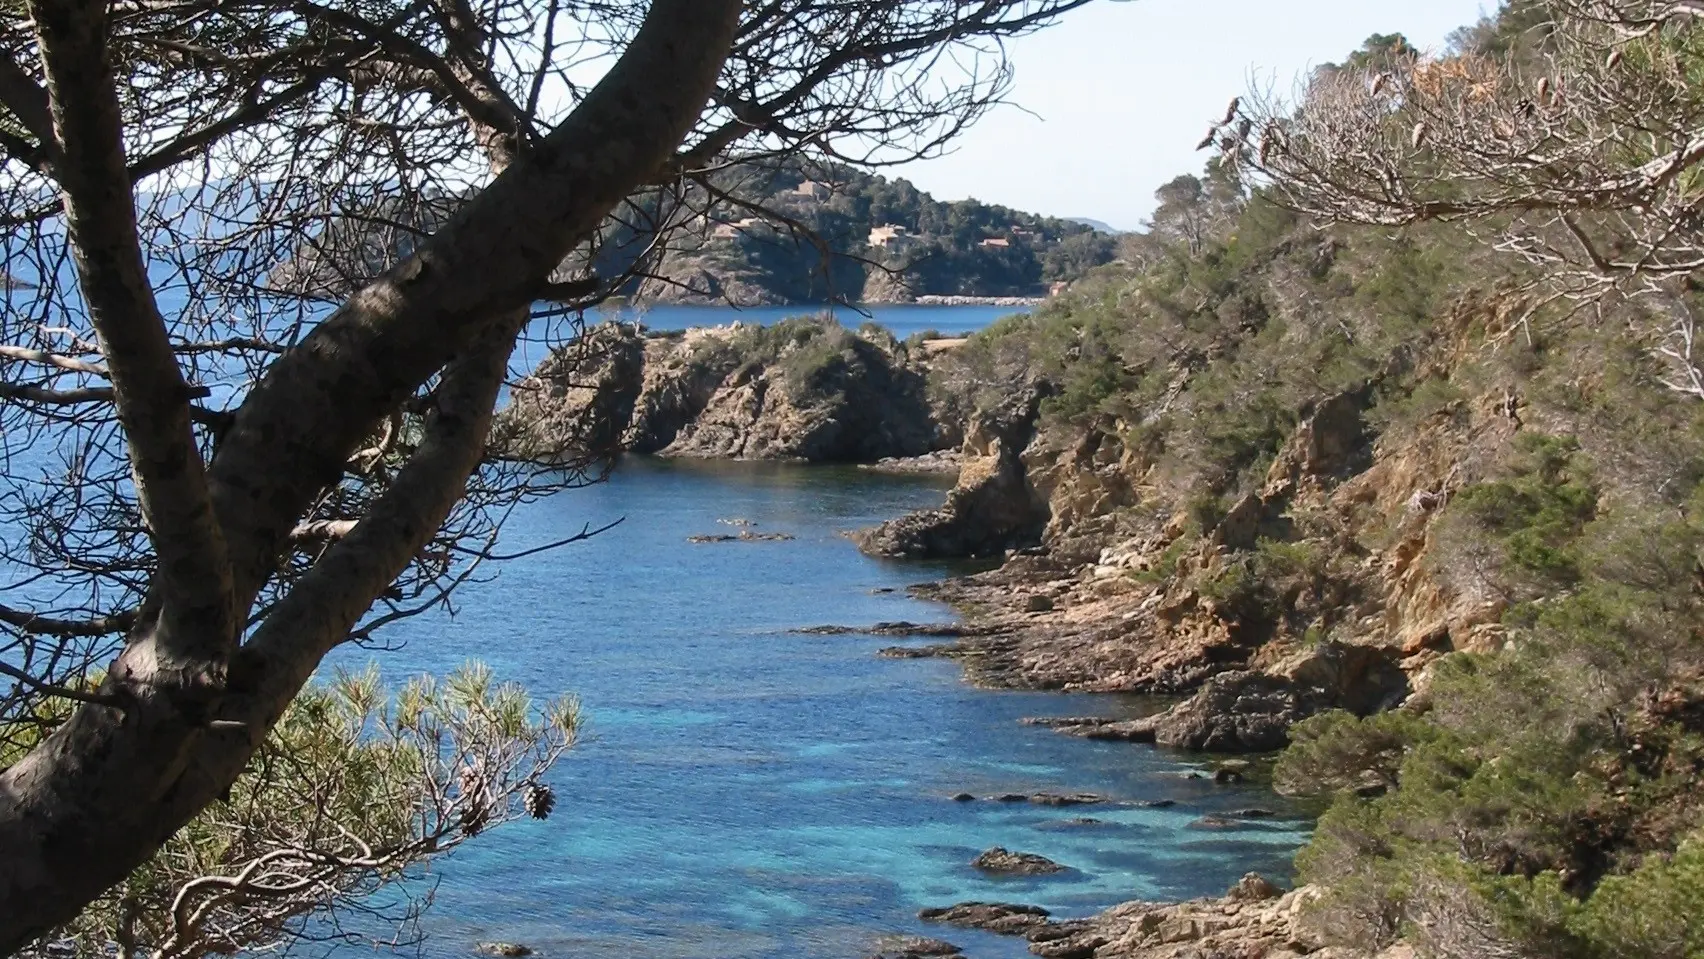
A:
492 311 1491 956
910 874 1395 959
842 371 1509 758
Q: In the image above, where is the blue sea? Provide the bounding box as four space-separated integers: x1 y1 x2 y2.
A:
0 299 1307 958
330 457 1308 959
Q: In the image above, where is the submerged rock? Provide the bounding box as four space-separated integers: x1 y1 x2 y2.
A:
1028 791 1107 806
1187 815 1239 830
475 943 533 957
1027 642 1410 754
685 531 795 543
860 450 964 475
917 902 1051 934
868 935 962 958
795 621 969 637
972 846 1069 875
878 644 962 659
987 791 1105 806
1022 716 1157 743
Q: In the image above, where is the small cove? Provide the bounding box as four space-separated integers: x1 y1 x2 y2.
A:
326 457 1310 959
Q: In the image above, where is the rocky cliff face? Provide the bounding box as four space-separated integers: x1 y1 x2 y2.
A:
860 296 1531 753
919 877 1394 959
494 319 955 464
853 389 1048 557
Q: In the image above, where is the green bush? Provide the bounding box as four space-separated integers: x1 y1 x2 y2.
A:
1275 708 1441 798
1130 536 1191 585
1366 375 1466 435
1451 433 1597 584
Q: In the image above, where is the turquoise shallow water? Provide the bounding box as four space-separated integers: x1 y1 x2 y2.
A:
327 458 1308 959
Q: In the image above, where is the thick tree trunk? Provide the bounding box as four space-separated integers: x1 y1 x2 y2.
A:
0 0 742 947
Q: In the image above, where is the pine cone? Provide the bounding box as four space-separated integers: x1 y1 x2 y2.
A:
523 782 555 820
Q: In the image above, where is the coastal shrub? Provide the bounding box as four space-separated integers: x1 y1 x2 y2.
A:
1351 233 1453 331
1253 537 1322 582
1130 536 1191 585
1186 491 1228 531
1275 708 1441 797
1434 433 1597 595
903 328 944 349
856 321 900 352
1195 537 1335 628
777 330 856 398
1192 381 1293 489
1469 831 1704 959
1460 481 1591 579
1198 557 1262 618
1365 375 1466 436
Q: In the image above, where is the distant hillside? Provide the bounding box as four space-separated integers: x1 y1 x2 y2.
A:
272 163 1119 306
1064 217 1122 234
626 163 1119 305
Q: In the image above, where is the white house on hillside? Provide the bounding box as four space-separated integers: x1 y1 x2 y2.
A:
868 224 917 252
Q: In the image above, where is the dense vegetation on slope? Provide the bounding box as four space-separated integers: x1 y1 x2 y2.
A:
623 161 1119 303
927 45 1704 959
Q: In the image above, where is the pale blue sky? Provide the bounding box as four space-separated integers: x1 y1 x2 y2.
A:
891 0 1495 230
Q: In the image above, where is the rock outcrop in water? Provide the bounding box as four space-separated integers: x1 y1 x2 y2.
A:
494 318 955 464
868 935 963 959
971 847 1069 875
853 390 1048 558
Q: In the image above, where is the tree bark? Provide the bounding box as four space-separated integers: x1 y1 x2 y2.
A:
0 0 742 946
29 0 238 672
